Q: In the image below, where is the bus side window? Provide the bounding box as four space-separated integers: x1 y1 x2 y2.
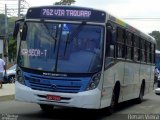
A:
116 27 125 58
152 44 156 64
149 43 152 63
133 35 140 61
105 25 116 57
146 41 150 63
125 31 133 60
140 38 146 62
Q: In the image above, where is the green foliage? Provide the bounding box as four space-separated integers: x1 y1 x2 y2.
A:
0 14 18 62
149 31 160 50
54 0 75 5
8 39 17 62
0 14 5 35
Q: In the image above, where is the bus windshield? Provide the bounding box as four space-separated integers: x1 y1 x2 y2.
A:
18 21 104 73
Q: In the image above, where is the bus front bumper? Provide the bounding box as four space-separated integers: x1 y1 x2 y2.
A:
15 81 101 109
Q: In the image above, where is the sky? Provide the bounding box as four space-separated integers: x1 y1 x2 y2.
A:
9 0 160 34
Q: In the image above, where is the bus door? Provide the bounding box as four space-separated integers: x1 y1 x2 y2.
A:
101 23 116 108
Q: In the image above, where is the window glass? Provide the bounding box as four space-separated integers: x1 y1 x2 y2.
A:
125 31 133 60
117 44 123 58
126 47 132 59
146 41 150 63
18 22 104 73
141 50 146 62
116 27 125 58
141 39 145 50
134 48 139 61
133 35 140 61
134 36 139 48
126 32 132 45
117 28 124 43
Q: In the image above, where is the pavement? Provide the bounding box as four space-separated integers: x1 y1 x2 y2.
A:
0 83 15 101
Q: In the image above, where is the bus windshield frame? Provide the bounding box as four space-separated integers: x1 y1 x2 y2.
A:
17 20 105 74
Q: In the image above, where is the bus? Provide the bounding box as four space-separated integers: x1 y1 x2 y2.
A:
13 6 156 113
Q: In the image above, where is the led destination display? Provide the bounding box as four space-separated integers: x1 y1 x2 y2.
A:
26 6 106 22
42 9 91 18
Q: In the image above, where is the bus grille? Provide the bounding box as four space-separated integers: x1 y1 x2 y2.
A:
24 76 87 93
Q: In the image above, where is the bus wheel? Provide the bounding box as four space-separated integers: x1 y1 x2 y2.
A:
136 83 144 104
39 104 54 112
107 91 117 115
107 84 120 115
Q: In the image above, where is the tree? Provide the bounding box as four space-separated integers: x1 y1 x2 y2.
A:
8 39 17 62
0 14 17 62
0 14 5 35
54 0 75 5
149 31 160 50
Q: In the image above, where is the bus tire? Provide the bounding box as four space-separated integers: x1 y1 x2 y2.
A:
136 82 145 104
107 84 120 115
107 92 116 115
39 104 54 112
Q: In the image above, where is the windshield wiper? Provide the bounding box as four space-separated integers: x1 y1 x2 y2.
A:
70 21 86 41
63 22 86 57
41 20 58 52
63 33 70 56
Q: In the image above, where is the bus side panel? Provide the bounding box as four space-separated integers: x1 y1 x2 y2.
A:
100 61 125 108
148 65 155 92
122 62 140 101
139 64 151 94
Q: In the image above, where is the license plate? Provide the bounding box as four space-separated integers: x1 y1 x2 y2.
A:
46 95 61 101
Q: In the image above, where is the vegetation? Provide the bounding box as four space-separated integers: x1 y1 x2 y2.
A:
0 14 6 35
0 14 17 62
149 31 160 50
54 0 75 5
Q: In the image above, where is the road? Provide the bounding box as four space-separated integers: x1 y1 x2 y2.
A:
0 91 159 120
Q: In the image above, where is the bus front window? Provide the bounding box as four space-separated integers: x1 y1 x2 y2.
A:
18 22 104 73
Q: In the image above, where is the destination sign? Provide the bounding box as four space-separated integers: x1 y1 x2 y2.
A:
42 9 91 18
26 6 106 23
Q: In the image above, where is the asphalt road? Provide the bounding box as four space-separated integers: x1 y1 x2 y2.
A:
0 91 159 120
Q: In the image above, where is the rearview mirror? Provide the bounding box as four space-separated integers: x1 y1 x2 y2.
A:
13 19 24 39
21 23 28 41
106 25 116 45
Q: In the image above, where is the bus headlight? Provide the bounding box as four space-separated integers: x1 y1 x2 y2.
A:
16 68 24 84
86 73 101 90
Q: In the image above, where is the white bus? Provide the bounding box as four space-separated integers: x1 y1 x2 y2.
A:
13 6 156 114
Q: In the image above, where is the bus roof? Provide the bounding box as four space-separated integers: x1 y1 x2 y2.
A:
107 14 156 44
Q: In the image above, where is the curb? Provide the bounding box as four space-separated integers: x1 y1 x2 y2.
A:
0 95 15 102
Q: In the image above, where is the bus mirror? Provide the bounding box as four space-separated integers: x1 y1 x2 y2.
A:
107 26 116 45
21 23 28 41
106 26 112 30
13 19 24 39
13 23 20 39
